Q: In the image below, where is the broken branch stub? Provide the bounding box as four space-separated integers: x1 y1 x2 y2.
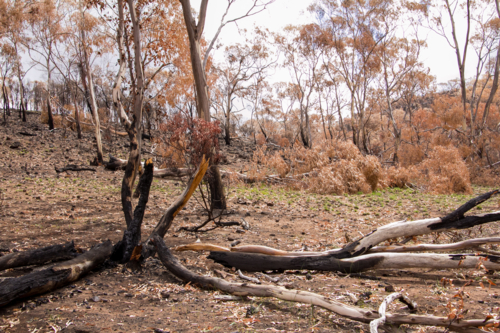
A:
141 156 210 259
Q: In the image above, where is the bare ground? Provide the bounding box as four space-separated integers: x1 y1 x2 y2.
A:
0 113 500 333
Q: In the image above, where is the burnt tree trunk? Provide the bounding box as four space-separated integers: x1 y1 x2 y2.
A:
112 159 154 263
209 190 500 271
208 165 226 210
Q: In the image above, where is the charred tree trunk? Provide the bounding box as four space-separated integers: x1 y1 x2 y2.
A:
112 159 154 263
46 99 54 131
208 165 226 210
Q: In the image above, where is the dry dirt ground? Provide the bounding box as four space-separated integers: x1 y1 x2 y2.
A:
1 113 500 333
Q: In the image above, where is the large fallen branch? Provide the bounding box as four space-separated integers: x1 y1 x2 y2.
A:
153 235 493 333
175 237 500 256
104 155 191 179
208 190 500 271
0 242 77 271
0 240 112 307
208 251 500 273
55 165 96 173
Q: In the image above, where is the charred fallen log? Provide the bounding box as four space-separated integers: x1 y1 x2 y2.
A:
0 240 112 307
208 190 500 271
0 242 77 271
153 235 495 332
208 251 500 273
55 165 96 173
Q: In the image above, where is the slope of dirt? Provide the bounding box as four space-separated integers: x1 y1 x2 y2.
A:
1 113 500 333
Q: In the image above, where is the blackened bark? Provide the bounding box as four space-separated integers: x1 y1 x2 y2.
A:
112 159 154 263
47 99 54 131
0 242 77 271
208 165 226 210
0 241 112 307
207 251 384 273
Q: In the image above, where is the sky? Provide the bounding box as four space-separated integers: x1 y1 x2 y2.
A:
191 0 477 86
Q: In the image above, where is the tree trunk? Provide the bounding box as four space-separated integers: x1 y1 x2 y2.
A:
209 190 500 271
112 159 154 263
46 98 54 130
208 165 226 210
80 27 103 164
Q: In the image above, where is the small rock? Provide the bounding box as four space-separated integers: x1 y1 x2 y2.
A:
236 229 245 234
124 293 134 298
230 240 241 247
10 142 21 149
306 273 312 280
91 296 100 302
385 285 395 292
227 237 235 241
160 291 170 299
244 212 251 217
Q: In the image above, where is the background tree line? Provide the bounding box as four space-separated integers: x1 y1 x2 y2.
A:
1 0 499 190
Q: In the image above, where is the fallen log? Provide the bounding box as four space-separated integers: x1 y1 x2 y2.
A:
153 235 493 333
171 237 500 257
104 155 128 171
104 155 191 179
55 165 96 173
0 242 77 271
368 237 500 253
208 251 500 273
207 191 500 269
0 240 112 307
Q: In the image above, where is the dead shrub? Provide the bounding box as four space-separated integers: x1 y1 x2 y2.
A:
252 140 384 195
415 146 472 194
384 166 414 188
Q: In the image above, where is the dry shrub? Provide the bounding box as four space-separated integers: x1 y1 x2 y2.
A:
247 147 268 181
384 166 414 188
410 146 472 194
470 166 500 187
399 143 424 167
40 104 63 127
252 140 384 195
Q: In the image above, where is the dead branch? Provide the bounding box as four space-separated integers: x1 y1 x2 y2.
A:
153 235 495 332
208 191 500 269
370 292 417 333
55 164 96 173
0 241 112 307
104 155 192 179
208 251 500 273
140 156 210 259
237 269 260 284
0 242 77 271
368 237 500 253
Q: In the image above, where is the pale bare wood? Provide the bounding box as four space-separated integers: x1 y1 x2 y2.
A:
153 235 494 332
